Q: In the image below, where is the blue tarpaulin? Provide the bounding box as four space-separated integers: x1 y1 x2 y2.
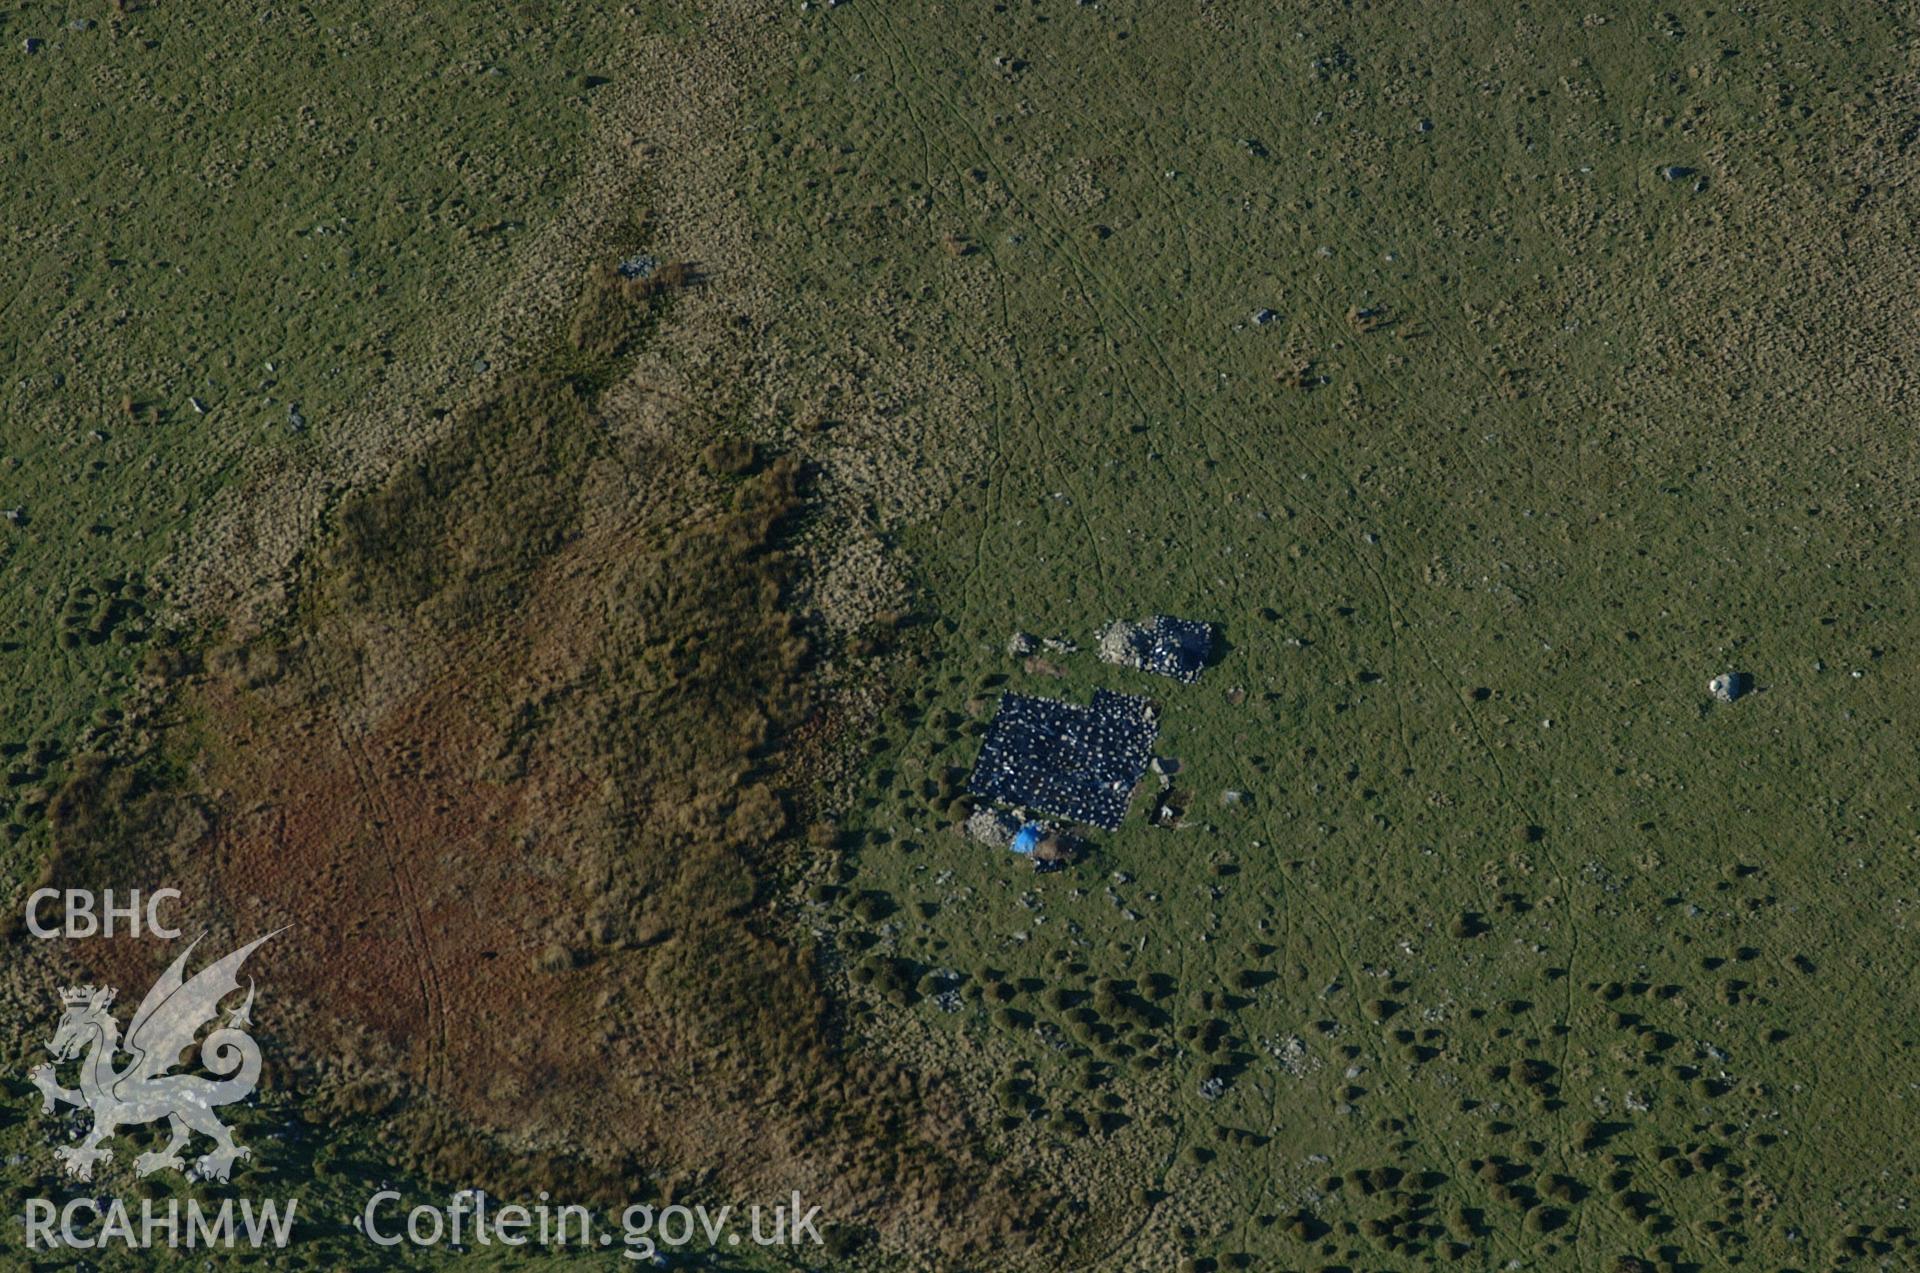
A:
1010 824 1042 855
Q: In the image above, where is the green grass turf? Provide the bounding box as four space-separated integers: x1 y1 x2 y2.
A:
762 3 1920 1267
3 0 1918 1267
0 0 634 875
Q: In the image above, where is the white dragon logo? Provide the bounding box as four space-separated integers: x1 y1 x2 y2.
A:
28 931 279 1183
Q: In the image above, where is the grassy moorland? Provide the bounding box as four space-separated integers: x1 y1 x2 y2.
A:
0 1 630 875
4 2 1919 1271
751 3 1920 1269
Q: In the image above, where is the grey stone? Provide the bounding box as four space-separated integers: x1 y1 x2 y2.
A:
966 807 1021 849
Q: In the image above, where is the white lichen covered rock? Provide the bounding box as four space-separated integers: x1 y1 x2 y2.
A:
1707 672 1747 703
966 807 1021 848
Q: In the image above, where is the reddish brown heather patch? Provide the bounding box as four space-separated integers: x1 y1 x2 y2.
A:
47 366 1058 1262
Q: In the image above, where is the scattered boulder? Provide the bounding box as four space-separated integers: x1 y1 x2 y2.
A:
1152 789 1188 828
1098 615 1215 683
1006 631 1039 657
966 807 1021 849
1707 672 1749 703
